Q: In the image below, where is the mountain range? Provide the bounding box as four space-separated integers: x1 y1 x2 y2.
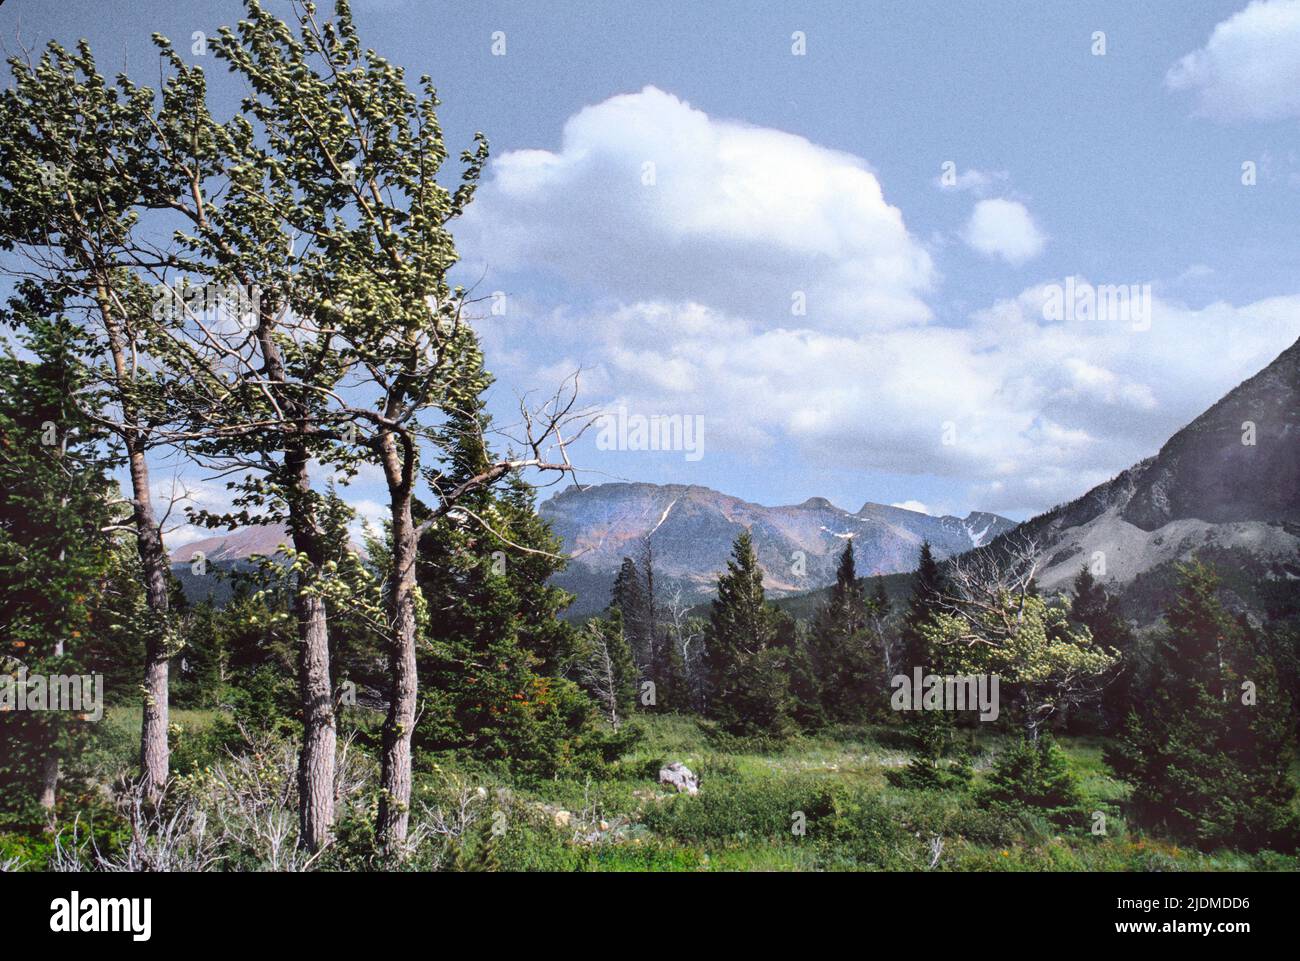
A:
538 483 1015 618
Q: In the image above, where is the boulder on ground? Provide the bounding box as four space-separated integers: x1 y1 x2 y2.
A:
658 761 699 795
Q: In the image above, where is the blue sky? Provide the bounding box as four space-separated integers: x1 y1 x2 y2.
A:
9 0 1300 533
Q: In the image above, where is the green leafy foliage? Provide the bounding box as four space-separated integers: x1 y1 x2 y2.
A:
0 302 118 821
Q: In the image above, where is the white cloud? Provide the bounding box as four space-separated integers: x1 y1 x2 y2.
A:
495 288 1299 514
458 90 1300 516
962 198 1046 265
1166 0 1300 121
456 86 935 334
347 498 388 547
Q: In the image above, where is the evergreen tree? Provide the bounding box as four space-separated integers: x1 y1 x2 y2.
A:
610 557 646 622
890 542 962 786
980 733 1084 827
609 556 649 676
900 542 944 672
172 600 227 710
869 576 892 618
608 546 687 712
413 379 630 777
0 307 116 816
703 531 791 737
1069 566 1137 732
1105 562 1298 851
809 541 878 722
784 623 827 730
639 537 659 682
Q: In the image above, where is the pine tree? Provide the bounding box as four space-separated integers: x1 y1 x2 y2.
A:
1104 561 1298 851
891 542 962 788
1069 566 1137 732
703 531 791 737
900 542 944 673
809 541 878 722
642 538 676 712
413 381 629 778
980 733 1084 827
0 307 116 816
610 557 646 626
784 623 826 731
609 554 650 683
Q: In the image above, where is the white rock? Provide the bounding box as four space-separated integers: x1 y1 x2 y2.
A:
658 761 700 795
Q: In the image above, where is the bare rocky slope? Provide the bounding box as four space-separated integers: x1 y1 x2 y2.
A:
955 334 1300 623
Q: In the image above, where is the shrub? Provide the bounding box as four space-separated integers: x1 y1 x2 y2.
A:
980 734 1086 829
642 776 836 844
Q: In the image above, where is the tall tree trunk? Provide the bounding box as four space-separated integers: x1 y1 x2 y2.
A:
97 287 171 802
132 441 172 802
286 443 336 852
377 431 418 851
250 310 337 851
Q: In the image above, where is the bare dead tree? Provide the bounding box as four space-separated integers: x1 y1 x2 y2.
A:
665 586 706 711
576 621 624 729
865 593 900 687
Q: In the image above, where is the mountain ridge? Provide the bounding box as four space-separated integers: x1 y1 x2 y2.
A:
538 481 1016 618
979 334 1300 598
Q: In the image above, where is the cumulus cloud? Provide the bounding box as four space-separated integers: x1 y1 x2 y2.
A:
1166 0 1300 121
962 198 1046 265
482 286 1300 514
458 90 1300 516
456 86 935 334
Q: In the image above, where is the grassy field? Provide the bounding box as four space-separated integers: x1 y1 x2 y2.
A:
406 714 1300 872
55 709 1297 872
